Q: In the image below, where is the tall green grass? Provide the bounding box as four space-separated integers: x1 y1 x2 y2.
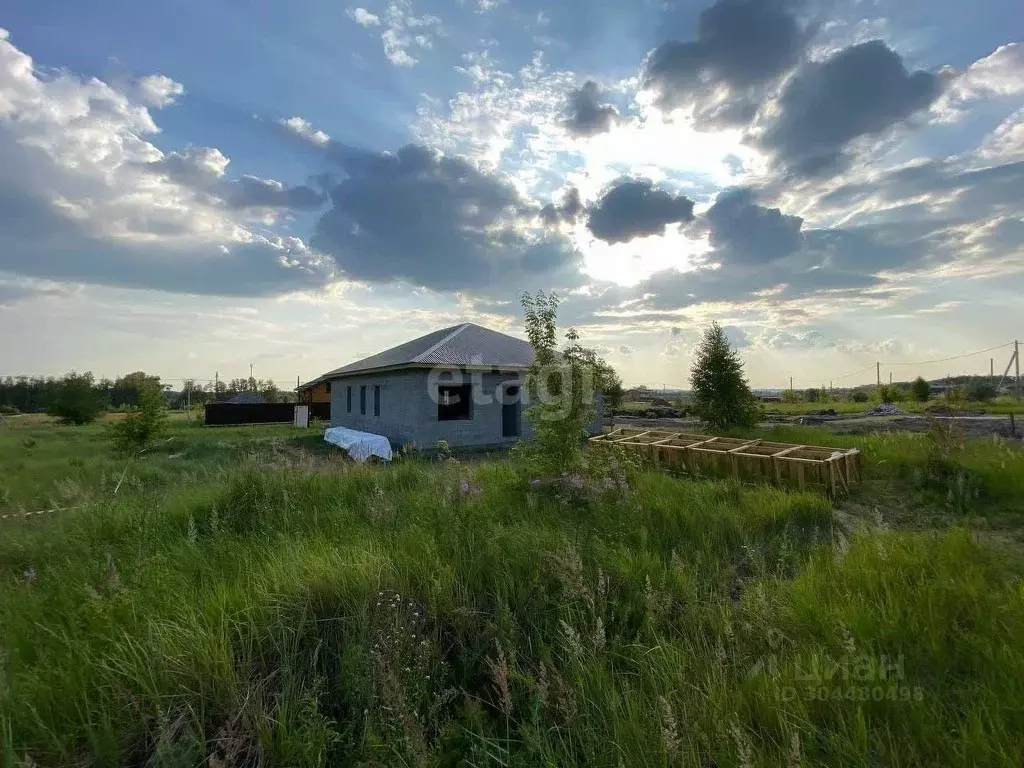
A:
745 425 1024 526
2 438 1023 766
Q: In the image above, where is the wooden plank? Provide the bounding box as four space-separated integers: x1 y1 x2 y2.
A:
612 430 650 443
770 445 805 458
728 440 761 453
685 437 719 449
599 429 861 495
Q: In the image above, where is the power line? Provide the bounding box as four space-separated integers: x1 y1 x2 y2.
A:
879 341 1014 367
790 363 875 387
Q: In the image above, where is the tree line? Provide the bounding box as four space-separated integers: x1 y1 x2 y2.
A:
0 372 293 417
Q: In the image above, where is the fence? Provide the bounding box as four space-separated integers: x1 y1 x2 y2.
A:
204 402 330 426
590 427 861 496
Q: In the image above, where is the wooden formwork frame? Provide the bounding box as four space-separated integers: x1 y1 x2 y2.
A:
589 427 861 496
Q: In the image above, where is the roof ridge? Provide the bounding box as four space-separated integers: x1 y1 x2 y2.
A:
413 322 470 363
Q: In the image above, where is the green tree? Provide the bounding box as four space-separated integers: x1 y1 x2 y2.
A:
111 371 161 408
911 376 931 402
804 388 820 402
965 379 997 402
110 381 168 452
690 322 760 430
520 291 620 475
50 371 103 425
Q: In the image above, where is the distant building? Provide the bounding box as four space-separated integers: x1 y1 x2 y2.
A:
625 386 655 402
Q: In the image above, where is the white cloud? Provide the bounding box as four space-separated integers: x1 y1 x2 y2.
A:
416 49 575 174
347 7 381 26
382 29 418 67
933 43 1024 121
278 115 331 146
756 328 823 351
980 107 1024 161
0 28 331 296
353 0 443 67
136 73 185 107
955 43 1024 99
415 50 763 289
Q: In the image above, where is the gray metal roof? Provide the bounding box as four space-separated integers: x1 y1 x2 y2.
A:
315 323 535 381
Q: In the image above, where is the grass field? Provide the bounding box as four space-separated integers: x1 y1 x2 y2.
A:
2 419 1023 766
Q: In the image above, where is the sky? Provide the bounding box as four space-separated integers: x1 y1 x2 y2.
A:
0 0 1021 390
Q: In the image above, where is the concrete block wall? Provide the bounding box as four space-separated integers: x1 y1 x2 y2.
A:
329 369 534 449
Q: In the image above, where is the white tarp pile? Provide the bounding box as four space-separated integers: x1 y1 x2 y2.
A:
323 426 393 462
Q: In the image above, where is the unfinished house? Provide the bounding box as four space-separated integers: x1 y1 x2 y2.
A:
304 322 603 450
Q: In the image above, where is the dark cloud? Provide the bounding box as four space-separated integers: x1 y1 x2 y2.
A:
225 175 326 210
313 144 581 292
644 0 808 127
540 187 584 226
146 150 327 211
629 255 883 316
0 281 69 307
759 40 945 176
704 187 803 263
563 81 621 137
587 178 695 244
820 159 1024 219
145 147 227 188
801 157 1024 274
0 190 332 297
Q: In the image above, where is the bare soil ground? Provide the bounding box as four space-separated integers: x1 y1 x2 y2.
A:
613 413 1022 440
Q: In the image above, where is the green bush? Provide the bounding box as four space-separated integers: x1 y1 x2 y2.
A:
49 371 103 425
109 383 168 453
876 384 905 404
851 390 870 403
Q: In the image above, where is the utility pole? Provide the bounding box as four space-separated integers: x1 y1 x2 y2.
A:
215 371 219 400
889 371 892 386
790 376 793 393
876 361 881 386
1016 340 1020 401
991 358 994 378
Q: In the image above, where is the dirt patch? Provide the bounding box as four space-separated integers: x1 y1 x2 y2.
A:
829 415 1021 440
